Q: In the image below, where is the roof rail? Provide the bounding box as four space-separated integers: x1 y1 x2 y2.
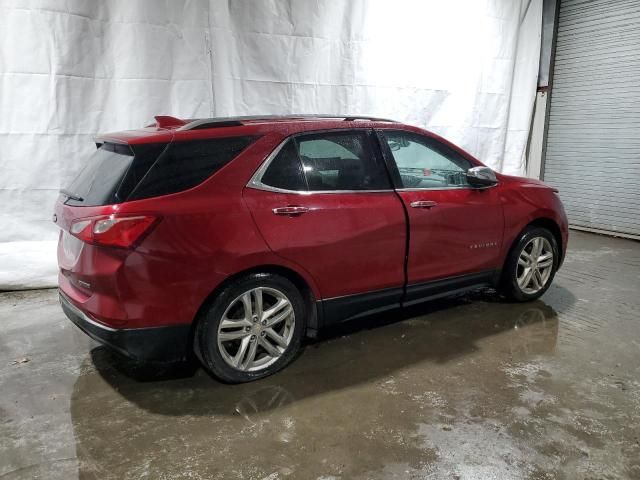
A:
179 118 245 130
341 115 397 122
178 114 397 131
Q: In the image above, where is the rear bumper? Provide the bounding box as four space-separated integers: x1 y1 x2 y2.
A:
59 291 191 362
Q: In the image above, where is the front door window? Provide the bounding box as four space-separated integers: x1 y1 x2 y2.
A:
380 131 472 189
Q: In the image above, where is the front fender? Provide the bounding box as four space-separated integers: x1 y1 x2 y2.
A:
498 182 569 266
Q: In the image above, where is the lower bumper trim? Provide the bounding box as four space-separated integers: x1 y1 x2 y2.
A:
59 291 191 363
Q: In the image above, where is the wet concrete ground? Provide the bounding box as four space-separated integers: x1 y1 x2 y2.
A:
1 230 639 479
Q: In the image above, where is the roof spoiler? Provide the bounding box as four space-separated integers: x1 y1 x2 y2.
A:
152 116 188 129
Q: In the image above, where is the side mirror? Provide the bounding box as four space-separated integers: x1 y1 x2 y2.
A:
467 166 497 188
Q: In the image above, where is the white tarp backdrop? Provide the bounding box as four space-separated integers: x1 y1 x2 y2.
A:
0 0 542 290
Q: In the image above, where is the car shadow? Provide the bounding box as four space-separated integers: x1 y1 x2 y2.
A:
77 286 572 418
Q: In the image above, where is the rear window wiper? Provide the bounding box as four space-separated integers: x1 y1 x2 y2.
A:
60 189 84 202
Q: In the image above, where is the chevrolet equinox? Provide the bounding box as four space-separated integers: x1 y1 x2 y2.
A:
55 115 568 383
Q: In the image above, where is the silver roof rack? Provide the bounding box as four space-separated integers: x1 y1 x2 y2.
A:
178 114 397 131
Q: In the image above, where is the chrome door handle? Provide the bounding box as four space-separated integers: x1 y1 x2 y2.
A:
272 206 309 216
410 200 437 209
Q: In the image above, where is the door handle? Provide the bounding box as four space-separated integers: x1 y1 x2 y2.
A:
410 200 437 209
272 206 309 216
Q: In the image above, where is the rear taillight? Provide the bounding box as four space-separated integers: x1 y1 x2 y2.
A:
70 214 159 248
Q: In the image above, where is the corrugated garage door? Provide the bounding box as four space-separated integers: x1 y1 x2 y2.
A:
544 0 640 238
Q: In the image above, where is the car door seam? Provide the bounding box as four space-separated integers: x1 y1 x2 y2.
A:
372 129 411 297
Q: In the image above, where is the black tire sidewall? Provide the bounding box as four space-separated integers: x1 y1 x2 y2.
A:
503 227 559 302
196 273 305 383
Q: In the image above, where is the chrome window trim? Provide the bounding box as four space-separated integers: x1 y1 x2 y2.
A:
395 186 472 192
395 183 498 192
246 136 395 195
248 184 396 195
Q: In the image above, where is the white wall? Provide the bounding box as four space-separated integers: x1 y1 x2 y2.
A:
210 0 542 175
0 0 542 289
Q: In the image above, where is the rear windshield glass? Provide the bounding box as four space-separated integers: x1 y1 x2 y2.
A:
64 143 135 206
63 136 256 206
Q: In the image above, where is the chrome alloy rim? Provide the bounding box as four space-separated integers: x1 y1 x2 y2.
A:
516 237 554 295
217 287 295 372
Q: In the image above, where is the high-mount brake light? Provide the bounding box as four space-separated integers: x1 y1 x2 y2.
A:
69 215 158 248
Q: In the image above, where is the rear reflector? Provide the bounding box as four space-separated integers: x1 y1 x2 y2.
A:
70 219 91 235
70 214 159 248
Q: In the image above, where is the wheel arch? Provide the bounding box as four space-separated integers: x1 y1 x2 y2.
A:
527 217 564 263
497 217 562 301
189 264 320 351
503 217 564 272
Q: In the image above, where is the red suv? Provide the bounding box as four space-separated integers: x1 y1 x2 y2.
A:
55 115 568 383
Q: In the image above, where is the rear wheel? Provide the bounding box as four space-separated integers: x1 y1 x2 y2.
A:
500 227 559 302
195 273 305 383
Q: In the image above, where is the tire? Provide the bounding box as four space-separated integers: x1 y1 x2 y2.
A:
195 273 305 383
500 226 559 302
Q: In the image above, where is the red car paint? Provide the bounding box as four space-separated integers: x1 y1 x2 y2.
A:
55 116 568 359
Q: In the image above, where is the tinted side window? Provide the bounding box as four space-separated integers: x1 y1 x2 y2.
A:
115 143 168 202
381 131 472 189
128 136 255 200
260 141 306 191
296 131 390 191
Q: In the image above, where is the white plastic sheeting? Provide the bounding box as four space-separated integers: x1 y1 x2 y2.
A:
0 0 542 290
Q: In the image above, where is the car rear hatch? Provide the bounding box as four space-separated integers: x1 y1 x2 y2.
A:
55 133 258 314
53 140 158 329
55 140 166 268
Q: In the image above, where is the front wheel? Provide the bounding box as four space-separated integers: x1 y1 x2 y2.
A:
500 226 559 302
195 273 305 383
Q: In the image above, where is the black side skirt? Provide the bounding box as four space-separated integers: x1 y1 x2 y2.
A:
403 270 495 306
320 270 496 326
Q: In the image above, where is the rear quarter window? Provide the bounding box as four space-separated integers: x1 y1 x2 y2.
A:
260 140 307 191
127 136 256 201
63 136 256 206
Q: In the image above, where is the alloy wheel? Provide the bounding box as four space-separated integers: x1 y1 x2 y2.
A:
516 237 554 295
217 287 295 372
